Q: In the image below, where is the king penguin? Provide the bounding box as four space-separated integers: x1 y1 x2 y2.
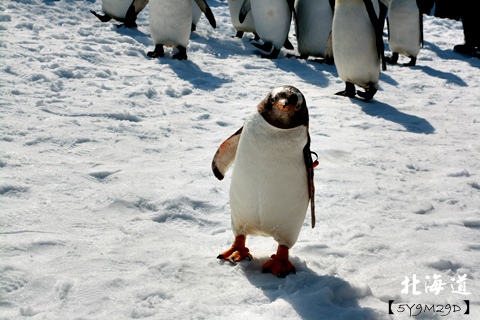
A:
212 86 317 278
385 0 423 66
294 0 335 60
332 0 387 100
240 0 295 58
147 0 216 60
227 0 257 39
90 0 148 28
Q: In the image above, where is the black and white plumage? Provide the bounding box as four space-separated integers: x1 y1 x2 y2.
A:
90 0 148 28
332 0 386 100
212 86 316 278
147 0 216 60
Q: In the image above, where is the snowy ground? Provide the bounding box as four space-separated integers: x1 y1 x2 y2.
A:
1 0 479 319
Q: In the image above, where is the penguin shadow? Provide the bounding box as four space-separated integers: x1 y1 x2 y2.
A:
414 65 468 87
425 40 480 68
272 57 332 88
353 99 435 134
241 259 379 320
113 26 151 47
165 59 230 91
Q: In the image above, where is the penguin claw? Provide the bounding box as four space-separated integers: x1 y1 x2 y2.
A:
218 236 252 263
261 255 296 278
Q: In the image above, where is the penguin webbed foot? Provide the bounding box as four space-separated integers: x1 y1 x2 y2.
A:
261 245 296 278
403 57 417 67
357 87 377 101
217 235 252 264
90 10 112 23
385 52 399 65
335 82 356 98
172 46 187 60
147 44 164 58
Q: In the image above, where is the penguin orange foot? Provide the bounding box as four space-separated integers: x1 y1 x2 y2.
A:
217 235 252 263
261 245 296 278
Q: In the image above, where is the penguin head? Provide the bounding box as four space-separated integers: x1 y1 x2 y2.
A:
258 86 309 129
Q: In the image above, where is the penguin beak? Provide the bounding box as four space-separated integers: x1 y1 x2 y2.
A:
275 100 295 112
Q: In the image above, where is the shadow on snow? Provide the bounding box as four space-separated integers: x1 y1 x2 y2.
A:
242 259 380 320
353 99 435 134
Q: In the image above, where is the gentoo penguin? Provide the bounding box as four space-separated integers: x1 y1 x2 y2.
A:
332 0 386 100
90 0 148 28
240 0 295 58
147 0 216 60
385 0 423 66
226 0 258 39
294 0 335 60
212 86 317 278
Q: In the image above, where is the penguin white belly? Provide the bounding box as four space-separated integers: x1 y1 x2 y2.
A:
332 0 380 88
228 0 256 32
102 0 133 20
388 0 421 57
251 0 291 49
149 0 191 47
295 0 333 57
229 112 309 248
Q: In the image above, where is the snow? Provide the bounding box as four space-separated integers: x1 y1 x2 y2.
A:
1 0 479 319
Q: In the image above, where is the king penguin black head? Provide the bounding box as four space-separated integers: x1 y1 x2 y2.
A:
258 85 308 129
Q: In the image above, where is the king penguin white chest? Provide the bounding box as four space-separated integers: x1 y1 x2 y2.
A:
250 0 292 49
229 112 309 248
332 0 381 86
388 0 421 57
295 0 333 57
149 0 192 47
102 0 134 20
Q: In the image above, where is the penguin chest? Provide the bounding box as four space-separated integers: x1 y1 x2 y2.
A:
228 0 256 32
332 0 380 87
295 0 333 57
229 113 309 247
149 0 192 47
251 0 291 48
388 0 421 56
102 0 133 20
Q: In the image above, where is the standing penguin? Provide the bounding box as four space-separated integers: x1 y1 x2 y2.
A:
212 86 316 278
226 0 258 39
332 0 386 100
385 0 423 66
294 0 334 60
91 0 148 28
240 0 295 58
147 0 216 60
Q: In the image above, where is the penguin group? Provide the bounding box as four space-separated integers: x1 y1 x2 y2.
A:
88 1 450 277
90 0 432 100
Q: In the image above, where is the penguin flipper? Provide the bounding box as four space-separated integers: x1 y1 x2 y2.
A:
212 127 243 180
239 0 251 24
303 134 316 228
193 0 217 29
362 0 387 71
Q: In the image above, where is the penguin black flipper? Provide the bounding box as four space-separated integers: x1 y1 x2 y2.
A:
239 0 251 24
416 0 424 47
303 134 316 228
362 0 387 71
124 0 138 28
90 10 112 23
212 127 243 180
193 0 217 29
